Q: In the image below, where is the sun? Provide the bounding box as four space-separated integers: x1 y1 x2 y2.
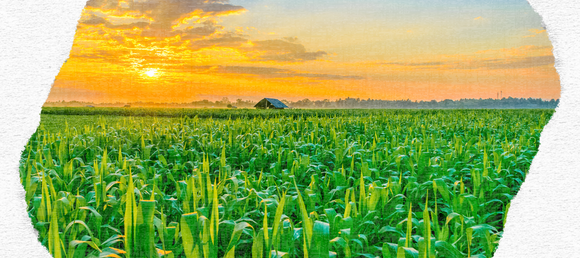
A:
143 68 159 78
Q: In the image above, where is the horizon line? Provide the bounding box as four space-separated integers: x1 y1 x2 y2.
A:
44 96 561 105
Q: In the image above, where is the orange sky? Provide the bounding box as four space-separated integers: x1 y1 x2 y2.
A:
47 0 560 103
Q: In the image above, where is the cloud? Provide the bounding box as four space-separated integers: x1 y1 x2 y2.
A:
188 33 248 50
81 0 245 39
382 56 555 70
216 65 363 80
72 0 329 68
181 25 219 40
467 55 555 70
382 61 446 67
79 13 150 29
475 45 552 56
381 46 554 70
523 28 547 38
164 65 363 80
383 55 554 70
216 65 286 75
250 39 328 62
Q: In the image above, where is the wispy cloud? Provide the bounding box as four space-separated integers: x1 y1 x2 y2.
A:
523 28 547 38
164 65 364 80
379 46 554 70
250 39 328 62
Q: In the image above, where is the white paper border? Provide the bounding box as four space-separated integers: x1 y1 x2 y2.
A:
0 0 578 257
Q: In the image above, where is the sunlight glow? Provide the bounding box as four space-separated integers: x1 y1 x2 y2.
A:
143 68 159 78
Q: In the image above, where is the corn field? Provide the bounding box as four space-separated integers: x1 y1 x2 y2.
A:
19 109 552 258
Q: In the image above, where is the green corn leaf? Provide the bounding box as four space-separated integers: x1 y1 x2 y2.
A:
311 221 330 258
224 222 253 258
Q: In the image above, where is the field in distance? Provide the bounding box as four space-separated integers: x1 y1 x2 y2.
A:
22 108 553 258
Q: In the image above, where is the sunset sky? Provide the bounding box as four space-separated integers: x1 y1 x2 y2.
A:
47 0 560 103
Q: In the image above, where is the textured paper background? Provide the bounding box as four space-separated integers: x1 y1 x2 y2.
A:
0 0 578 257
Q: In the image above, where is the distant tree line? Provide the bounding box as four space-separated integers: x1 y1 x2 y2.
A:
290 97 559 109
45 97 559 109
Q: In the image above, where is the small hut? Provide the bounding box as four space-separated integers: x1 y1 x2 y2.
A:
124 104 131 108
254 98 289 109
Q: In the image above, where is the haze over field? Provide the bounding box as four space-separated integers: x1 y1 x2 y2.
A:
48 0 560 103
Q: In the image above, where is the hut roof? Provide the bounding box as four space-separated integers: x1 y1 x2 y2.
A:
255 98 289 109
